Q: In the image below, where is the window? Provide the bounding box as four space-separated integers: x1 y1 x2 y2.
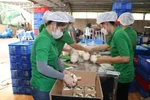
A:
72 12 102 19
132 13 144 20
145 14 150 20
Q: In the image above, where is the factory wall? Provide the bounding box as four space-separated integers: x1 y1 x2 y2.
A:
73 19 150 33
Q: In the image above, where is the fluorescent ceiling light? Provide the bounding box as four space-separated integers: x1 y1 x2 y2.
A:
72 12 102 19
144 26 150 29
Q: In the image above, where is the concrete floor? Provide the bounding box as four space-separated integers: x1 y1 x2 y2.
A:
0 38 18 84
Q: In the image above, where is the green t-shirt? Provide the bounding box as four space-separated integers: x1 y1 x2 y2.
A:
124 27 138 51
56 30 74 56
38 24 46 33
107 27 134 83
30 28 59 92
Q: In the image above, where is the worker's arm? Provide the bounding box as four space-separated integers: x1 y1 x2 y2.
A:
97 30 131 64
96 56 130 64
70 25 77 43
57 58 65 72
91 44 110 52
37 61 64 80
63 48 72 53
63 30 91 53
70 43 90 53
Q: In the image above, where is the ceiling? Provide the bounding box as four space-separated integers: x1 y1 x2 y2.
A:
0 1 34 13
0 0 150 13
28 0 150 13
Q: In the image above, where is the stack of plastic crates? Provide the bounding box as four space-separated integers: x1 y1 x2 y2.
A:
8 40 34 95
135 55 150 98
128 45 150 93
34 7 49 35
135 46 150 98
112 1 132 16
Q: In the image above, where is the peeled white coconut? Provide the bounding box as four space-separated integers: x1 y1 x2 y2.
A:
83 62 90 67
78 50 84 57
70 53 79 63
90 55 97 63
83 52 90 61
71 49 78 54
78 57 84 63
71 74 78 82
63 86 71 90
62 51 69 56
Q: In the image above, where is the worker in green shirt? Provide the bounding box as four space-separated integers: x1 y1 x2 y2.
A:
118 12 138 52
56 14 92 56
30 11 77 100
95 11 134 100
38 14 92 57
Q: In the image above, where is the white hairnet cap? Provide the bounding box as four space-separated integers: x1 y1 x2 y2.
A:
42 11 69 23
67 14 75 22
118 12 134 26
97 11 117 24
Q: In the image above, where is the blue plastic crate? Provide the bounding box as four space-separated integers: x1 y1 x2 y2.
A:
10 61 31 70
11 70 31 79
142 45 150 50
138 55 150 73
113 9 132 16
34 18 42 25
34 13 44 19
12 86 31 95
135 46 150 55
112 1 132 10
12 79 30 87
80 39 104 44
22 62 31 70
12 86 24 94
10 54 30 62
23 70 32 79
8 41 34 55
136 65 150 82
23 79 30 86
10 62 22 70
12 79 23 86
34 24 40 30
11 70 23 78
23 86 32 95
135 81 149 98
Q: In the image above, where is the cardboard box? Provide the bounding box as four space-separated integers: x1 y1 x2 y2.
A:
50 71 103 100
62 89 72 96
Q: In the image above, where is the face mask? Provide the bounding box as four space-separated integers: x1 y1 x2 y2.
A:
67 26 72 31
52 29 63 39
101 28 108 35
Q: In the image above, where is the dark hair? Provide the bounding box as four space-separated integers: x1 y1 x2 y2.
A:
56 22 68 27
108 21 116 26
46 21 67 27
46 21 53 26
101 21 116 26
86 23 91 28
